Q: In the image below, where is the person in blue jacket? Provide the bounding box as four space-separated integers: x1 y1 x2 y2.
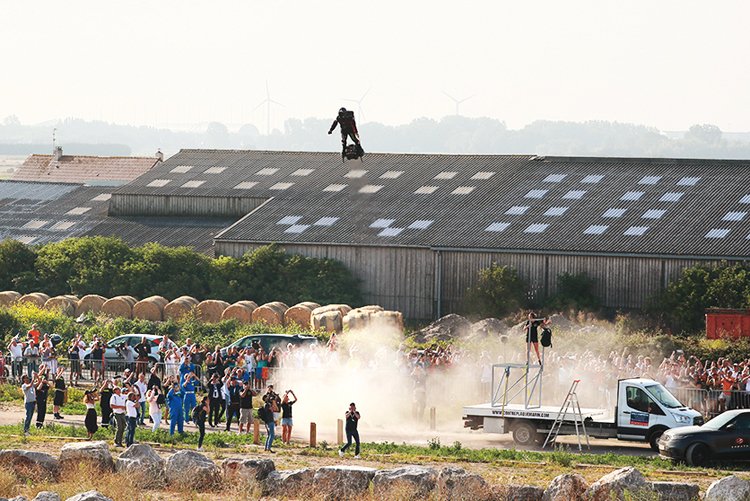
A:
167 381 184 435
182 373 198 423
179 358 195 385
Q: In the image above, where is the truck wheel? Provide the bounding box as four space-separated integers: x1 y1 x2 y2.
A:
685 443 709 467
648 428 666 451
512 422 538 446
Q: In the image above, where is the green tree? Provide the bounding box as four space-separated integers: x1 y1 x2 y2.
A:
547 272 601 311
464 263 527 318
0 239 38 292
34 237 135 296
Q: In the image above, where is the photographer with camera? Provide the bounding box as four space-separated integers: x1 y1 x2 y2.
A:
167 380 184 436
338 402 361 459
21 372 40 435
83 388 98 439
206 372 224 427
109 385 127 447
146 385 163 432
239 380 258 434
125 392 139 447
224 374 241 432
182 372 198 424
280 389 297 444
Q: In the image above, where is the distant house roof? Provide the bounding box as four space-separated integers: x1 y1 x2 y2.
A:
13 152 160 185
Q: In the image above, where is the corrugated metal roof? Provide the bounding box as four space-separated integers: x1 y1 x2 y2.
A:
201 151 750 258
13 154 159 185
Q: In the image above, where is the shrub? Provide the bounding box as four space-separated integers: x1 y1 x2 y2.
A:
0 239 37 292
546 272 601 311
464 263 527 318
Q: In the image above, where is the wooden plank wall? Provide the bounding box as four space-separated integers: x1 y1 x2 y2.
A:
109 193 266 217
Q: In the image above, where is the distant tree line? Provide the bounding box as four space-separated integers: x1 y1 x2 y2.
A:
0 238 363 307
2 114 750 159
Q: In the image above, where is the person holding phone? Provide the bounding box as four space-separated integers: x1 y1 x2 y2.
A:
338 402 361 459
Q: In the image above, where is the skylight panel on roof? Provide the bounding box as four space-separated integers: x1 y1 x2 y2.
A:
51 221 75 231
256 168 279 176
170 165 193 174
147 179 170 187
344 170 367 178
359 185 383 194
270 182 294 190
378 227 404 237
285 224 309 234
414 186 438 194
525 189 548 199
452 186 475 195
277 216 302 225
603 208 626 218
370 219 395 228
204 167 226 174
584 225 608 235
471 171 495 180
505 206 529 215
323 184 347 192
434 171 458 180
642 209 666 219
562 190 586 200
313 217 339 226
639 176 661 185
706 229 730 239
581 175 604 184
740 195 750 204
408 220 433 230
677 177 700 186
91 193 111 202
621 191 644 201
16 236 36 245
485 222 510 232
22 220 48 230
544 207 568 216
291 168 315 177
182 180 205 188
542 174 566 183
380 170 404 179
624 226 649 236
524 223 548 233
660 192 684 202
234 181 258 189
66 207 91 216
723 211 747 222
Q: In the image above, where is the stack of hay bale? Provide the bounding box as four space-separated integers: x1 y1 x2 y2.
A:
163 296 199 321
252 302 289 327
133 296 169 321
343 306 404 333
221 301 258 324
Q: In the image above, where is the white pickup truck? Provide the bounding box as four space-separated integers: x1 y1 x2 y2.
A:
463 378 703 450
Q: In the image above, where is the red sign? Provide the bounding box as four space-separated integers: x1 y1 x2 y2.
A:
736 437 744 445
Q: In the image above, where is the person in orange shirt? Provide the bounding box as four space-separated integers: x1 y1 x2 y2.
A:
27 324 41 345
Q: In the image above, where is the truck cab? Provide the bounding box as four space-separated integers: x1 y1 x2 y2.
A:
616 378 703 449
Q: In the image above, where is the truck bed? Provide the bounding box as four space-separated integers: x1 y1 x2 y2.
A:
463 403 610 423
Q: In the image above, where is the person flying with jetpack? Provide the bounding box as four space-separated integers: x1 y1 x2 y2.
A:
328 107 365 161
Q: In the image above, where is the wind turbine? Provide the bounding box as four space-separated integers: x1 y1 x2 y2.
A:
253 81 284 135
342 87 371 123
442 91 474 116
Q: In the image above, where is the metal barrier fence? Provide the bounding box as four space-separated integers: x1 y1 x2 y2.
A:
669 386 750 419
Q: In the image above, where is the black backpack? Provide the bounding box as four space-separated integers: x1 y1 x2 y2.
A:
541 327 553 348
156 393 165 406
191 404 202 423
257 406 268 423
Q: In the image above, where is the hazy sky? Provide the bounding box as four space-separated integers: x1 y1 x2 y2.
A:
2 0 749 132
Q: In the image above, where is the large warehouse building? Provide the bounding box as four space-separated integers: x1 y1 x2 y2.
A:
104 149 750 319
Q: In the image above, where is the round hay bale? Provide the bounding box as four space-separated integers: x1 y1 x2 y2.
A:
19 292 50 308
75 294 107 316
101 295 138 319
44 295 78 316
252 302 288 326
163 296 199 321
0 291 21 307
221 301 257 324
197 300 231 323
370 310 405 332
284 302 320 328
312 310 343 333
312 304 352 318
133 296 169 321
343 310 371 331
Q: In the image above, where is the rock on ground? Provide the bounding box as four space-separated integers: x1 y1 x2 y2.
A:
704 475 750 501
414 314 471 342
372 466 437 499
32 492 61 501
63 492 113 501
584 467 649 501
222 458 275 483
0 450 61 481
497 484 545 501
649 481 700 501
437 467 491 501
469 318 506 340
313 465 376 500
59 442 113 472
262 468 315 497
115 444 165 488
165 450 220 489
543 473 588 501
